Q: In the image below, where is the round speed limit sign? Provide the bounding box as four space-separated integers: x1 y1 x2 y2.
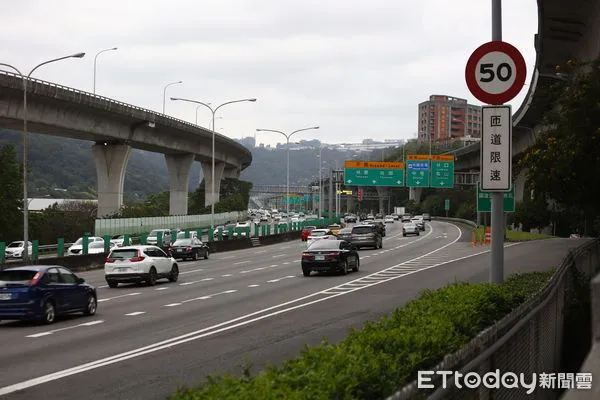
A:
465 41 526 105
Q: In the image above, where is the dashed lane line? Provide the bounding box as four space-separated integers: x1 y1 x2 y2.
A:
26 320 104 338
125 312 145 316
97 293 141 303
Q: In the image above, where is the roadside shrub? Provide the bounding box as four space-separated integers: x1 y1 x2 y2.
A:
168 269 555 400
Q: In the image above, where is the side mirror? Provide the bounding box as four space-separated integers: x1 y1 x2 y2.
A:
76 277 85 284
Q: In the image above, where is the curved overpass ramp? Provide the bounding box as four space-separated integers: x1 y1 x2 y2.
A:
0 71 252 216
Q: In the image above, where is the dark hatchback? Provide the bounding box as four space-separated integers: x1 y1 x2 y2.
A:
168 238 209 260
0 266 97 324
301 239 360 276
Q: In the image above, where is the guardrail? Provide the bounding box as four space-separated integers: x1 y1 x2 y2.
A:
387 238 600 399
431 216 478 229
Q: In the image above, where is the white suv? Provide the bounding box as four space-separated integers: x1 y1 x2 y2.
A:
67 236 106 256
104 245 179 288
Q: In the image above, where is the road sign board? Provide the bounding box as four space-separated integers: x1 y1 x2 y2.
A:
344 161 404 187
465 41 527 105
481 106 512 191
431 155 455 188
406 155 430 187
444 199 450 211
477 183 515 212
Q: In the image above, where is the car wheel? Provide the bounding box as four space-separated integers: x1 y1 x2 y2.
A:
341 260 349 275
107 280 118 288
169 264 179 282
379 240 383 249
84 295 97 316
403 233 406 237
302 268 310 277
42 301 56 324
204 249 209 259
353 257 359 272
147 267 158 286
192 251 198 261
417 231 420 236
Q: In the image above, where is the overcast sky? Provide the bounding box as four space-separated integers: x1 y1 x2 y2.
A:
1 0 538 147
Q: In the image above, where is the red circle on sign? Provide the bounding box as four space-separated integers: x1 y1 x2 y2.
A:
465 41 527 105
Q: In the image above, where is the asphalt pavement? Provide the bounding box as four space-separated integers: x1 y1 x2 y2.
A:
0 221 589 399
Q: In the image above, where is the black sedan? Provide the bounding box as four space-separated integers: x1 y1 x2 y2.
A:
0 265 97 324
336 227 353 241
301 239 359 276
168 238 209 260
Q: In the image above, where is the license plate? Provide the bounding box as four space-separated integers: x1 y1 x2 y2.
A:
0 293 12 300
315 255 325 260
176 249 182 252
115 267 127 272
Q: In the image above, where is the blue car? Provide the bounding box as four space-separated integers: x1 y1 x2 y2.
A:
0 265 97 324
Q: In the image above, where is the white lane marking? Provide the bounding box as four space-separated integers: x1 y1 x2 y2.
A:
26 320 105 338
164 303 181 307
97 293 140 303
125 312 145 316
179 268 204 275
240 264 279 273
283 262 290 265
155 287 169 291
98 285 108 289
234 261 251 265
279 246 291 249
267 275 295 283
181 290 238 303
219 255 235 260
254 250 267 254
272 254 287 258
2 223 472 392
248 284 260 287
179 278 213 286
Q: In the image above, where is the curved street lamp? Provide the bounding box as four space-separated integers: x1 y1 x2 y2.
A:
255 126 320 224
171 97 257 230
93 47 117 94
0 52 86 262
162 81 183 114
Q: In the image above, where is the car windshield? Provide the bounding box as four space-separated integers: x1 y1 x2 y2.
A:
173 239 193 246
90 241 105 248
111 235 123 239
148 230 163 236
0 269 37 286
352 226 374 234
109 249 139 259
7 242 23 248
74 238 84 245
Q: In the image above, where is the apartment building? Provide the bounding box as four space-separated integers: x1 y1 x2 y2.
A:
418 95 482 144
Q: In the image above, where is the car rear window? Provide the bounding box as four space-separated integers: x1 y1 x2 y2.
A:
173 239 193 246
352 226 375 234
109 249 139 259
0 269 37 284
307 240 341 250
310 231 328 236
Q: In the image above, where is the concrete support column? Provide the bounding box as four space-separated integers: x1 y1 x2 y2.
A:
409 187 423 204
346 192 355 213
376 186 388 215
200 161 225 206
165 154 195 215
93 142 132 218
223 167 241 179
514 168 529 202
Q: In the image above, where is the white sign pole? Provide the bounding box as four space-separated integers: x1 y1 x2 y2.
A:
490 0 504 284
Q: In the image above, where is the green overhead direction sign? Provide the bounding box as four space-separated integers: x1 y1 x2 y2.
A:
431 155 455 188
344 161 405 187
406 155 430 187
477 183 515 212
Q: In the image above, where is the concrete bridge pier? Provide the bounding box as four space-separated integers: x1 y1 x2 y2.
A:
514 168 529 202
93 142 132 218
376 186 388 215
165 154 195 215
223 166 241 179
409 187 423 204
201 161 225 206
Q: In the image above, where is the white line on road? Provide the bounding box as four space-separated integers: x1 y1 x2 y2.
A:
272 254 287 258
266 275 295 283
179 268 204 275
248 284 260 287
98 285 108 289
179 278 214 286
234 260 251 265
164 303 181 307
181 290 238 303
26 320 105 338
97 293 140 303
219 255 235 260
155 287 169 291
125 312 146 316
254 250 267 254
221 274 233 277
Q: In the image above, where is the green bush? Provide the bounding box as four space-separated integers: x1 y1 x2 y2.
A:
168 270 555 400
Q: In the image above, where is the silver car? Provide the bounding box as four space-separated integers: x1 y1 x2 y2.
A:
402 222 420 237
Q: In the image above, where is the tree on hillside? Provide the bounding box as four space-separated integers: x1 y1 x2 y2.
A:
0 144 23 242
517 56 600 235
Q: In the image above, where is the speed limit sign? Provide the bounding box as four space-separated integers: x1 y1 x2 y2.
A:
465 41 526 105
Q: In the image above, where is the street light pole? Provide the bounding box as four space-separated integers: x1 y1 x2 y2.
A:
256 127 320 226
171 97 257 230
162 81 183 114
93 47 117 94
0 52 86 263
318 146 324 219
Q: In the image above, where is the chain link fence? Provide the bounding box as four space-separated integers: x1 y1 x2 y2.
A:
387 239 600 400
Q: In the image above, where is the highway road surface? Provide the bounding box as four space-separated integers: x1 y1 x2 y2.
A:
0 221 588 399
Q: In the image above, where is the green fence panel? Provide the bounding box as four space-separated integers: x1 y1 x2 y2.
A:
267 225 271 235
208 229 214 242
57 238 64 257
82 235 89 255
103 235 111 253
157 231 163 247
184 230 190 239
140 233 148 245
254 225 260 237
0 242 5 264
124 234 131 246
171 231 177 244
32 240 39 261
